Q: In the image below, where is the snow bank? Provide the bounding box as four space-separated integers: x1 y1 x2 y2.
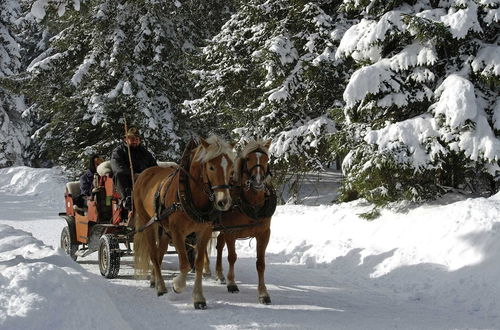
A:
236 194 500 320
0 166 65 202
0 225 128 330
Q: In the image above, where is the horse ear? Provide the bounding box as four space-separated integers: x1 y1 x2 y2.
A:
263 139 272 150
200 138 210 149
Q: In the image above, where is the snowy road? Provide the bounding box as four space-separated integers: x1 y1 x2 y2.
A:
1 167 499 329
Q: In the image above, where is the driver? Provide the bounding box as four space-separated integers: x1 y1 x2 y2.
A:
110 127 157 209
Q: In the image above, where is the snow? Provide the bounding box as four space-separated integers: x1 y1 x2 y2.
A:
364 114 444 169
71 55 95 86
431 74 477 129
440 2 482 39
343 59 399 108
267 36 299 65
269 116 336 160
335 11 404 62
471 44 500 77
1 166 500 329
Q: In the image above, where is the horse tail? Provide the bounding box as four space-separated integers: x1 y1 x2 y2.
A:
133 215 151 278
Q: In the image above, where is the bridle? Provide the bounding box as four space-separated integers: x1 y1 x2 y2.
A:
241 148 272 191
190 154 235 201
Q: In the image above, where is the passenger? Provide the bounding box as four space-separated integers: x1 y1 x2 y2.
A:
110 127 157 210
76 154 104 208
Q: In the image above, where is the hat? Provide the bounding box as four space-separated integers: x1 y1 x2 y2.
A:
125 127 140 138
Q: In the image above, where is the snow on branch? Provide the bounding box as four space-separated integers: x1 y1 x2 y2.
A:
70 54 95 86
269 116 336 159
364 114 444 170
336 11 404 62
431 74 477 129
30 0 82 21
431 74 500 165
440 2 482 39
471 44 500 77
343 59 400 108
267 35 299 65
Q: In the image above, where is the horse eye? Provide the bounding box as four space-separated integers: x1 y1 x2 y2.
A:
209 165 215 171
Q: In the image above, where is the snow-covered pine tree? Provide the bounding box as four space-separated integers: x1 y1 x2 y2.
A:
184 0 346 179
19 0 229 170
336 0 500 204
0 0 30 167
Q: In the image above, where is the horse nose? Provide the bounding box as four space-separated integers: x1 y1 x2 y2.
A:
217 199 228 209
216 197 231 211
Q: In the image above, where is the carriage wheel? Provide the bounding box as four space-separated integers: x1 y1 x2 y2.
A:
60 226 78 261
98 234 120 278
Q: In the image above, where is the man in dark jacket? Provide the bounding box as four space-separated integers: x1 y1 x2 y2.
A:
111 127 157 209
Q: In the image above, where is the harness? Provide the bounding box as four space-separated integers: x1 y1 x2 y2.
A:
136 138 226 233
136 142 277 235
236 184 277 220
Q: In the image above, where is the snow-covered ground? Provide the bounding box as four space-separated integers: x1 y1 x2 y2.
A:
1 166 499 329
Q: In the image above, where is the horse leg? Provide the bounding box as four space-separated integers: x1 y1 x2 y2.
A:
203 248 211 277
192 228 211 309
171 230 190 294
256 229 271 304
215 232 226 284
225 236 239 293
149 226 161 288
151 227 170 288
146 227 167 296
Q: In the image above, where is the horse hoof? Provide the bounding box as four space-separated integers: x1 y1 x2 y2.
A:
150 282 155 288
157 290 167 297
218 278 226 285
259 296 271 305
227 284 239 293
172 286 180 294
194 301 207 310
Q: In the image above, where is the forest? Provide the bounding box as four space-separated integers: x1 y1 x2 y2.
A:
1 0 499 204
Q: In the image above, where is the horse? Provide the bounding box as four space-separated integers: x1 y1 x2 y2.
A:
133 136 235 309
213 139 276 304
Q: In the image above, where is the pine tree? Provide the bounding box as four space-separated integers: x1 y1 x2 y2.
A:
18 0 230 170
0 0 30 167
184 0 346 177
336 0 500 204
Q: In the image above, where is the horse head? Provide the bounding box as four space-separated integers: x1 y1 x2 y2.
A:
235 139 272 191
193 136 236 211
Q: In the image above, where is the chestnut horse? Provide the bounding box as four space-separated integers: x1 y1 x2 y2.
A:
133 136 235 309
213 139 276 304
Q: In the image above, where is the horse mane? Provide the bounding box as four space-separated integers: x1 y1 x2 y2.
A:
234 139 271 182
193 135 236 163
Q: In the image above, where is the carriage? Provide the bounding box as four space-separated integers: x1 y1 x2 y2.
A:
59 162 135 278
58 161 194 278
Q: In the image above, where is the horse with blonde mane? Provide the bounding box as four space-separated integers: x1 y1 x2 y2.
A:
213 139 276 304
133 136 235 309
